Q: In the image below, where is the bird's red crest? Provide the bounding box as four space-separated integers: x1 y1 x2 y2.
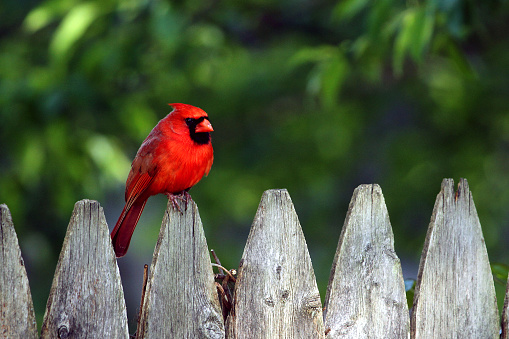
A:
168 103 209 119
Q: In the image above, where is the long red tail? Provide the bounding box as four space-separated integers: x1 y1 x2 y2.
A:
111 198 148 257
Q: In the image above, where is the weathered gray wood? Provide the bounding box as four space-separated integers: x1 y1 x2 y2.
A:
40 200 128 338
503 278 509 339
138 198 224 338
226 189 324 338
0 204 38 338
410 178 499 338
323 184 409 338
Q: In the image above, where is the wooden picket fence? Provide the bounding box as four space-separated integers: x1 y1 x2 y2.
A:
1 178 509 338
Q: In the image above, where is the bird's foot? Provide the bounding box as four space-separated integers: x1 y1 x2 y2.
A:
166 191 192 213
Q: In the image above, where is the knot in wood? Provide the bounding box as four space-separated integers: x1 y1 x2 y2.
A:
276 265 282 280
302 293 322 317
58 325 69 339
198 307 224 339
264 296 275 307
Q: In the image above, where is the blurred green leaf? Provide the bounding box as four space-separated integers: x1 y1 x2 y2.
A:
86 135 131 183
393 6 435 74
332 0 370 21
49 2 106 68
491 263 509 286
24 0 75 32
19 134 45 187
290 45 339 67
290 46 349 108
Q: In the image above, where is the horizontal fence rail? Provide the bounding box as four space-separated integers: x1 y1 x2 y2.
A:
0 178 507 338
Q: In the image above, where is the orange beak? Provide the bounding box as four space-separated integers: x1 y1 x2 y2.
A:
195 119 214 133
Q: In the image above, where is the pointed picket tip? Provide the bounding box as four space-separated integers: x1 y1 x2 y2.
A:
323 184 409 338
226 189 324 338
138 198 224 339
0 204 38 338
40 200 128 338
411 178 499 338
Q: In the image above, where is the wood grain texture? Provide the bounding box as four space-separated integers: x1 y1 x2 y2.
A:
40 200 128 339
0 204 38 338
226 189 324 339
323 184 409 338
138 198 224 339
410 178 499 338
503 279 509 339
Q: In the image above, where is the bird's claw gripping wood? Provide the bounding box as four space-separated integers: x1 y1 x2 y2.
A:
166 191 192 213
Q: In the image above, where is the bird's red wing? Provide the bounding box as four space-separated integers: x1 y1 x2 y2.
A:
111 170 154 257
124 148 158 205
125 171 153 209
111 198 148 257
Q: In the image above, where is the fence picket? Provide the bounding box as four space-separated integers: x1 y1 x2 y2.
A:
137 199 224 338
323 184 409 338
410 179 499 338
226 189 324 338
40 200 128 338
0 179 505 337
0 204 38 338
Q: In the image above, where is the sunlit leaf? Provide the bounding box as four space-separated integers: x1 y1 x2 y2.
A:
289 46 338 68
290 46 349 108
23 0 76 32
393 9 417 74
320 53 349 109
332 0 370 21
49 2 103 66
86 135 131 182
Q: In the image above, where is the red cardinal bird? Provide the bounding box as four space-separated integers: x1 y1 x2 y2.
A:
111 103 214 257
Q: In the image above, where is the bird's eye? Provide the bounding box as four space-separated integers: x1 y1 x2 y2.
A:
185 118 194 125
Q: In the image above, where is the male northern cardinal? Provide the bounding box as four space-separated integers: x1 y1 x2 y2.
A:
111 103 214 257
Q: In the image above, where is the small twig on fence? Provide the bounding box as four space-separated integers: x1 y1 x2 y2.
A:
211 251 237 322
211 249 224 275
215 282 231 307
135 264 149 339
211 263 237 282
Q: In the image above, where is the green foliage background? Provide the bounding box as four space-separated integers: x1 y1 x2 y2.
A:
2 0 509 331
